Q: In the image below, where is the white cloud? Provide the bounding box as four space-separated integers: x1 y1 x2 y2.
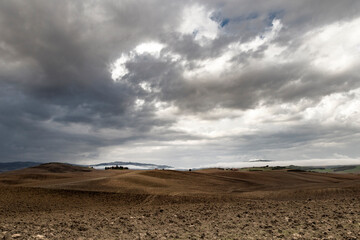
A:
300 17 360 73
182 16 360 82
110 41 165 81
154 101 179 120
183 19 283 80
237 19 283 53
178 4 219 45
134 42 165 57
304 88 360 126
110 54 130 81
134 98 145 110
139 82 152 92
182 16 360 83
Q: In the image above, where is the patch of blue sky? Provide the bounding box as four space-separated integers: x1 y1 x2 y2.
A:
210 11 230 28
220 18 230 27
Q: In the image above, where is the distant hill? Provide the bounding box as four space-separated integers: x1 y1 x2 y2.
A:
288 165 360 174
0 162 41 173
0 161 173 173
31 162 93 173
237 165 360 174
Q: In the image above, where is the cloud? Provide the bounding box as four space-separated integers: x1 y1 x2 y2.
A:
177 4 220 46
0 0 359 167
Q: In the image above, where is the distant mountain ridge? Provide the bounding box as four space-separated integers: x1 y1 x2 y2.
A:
0 161 173 173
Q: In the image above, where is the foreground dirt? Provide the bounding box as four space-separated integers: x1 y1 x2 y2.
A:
0 164 360 239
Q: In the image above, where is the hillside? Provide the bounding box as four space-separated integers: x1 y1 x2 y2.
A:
1 164 359 198
1 164 360 239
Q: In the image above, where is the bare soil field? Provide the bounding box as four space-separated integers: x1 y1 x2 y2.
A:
0 163 360 239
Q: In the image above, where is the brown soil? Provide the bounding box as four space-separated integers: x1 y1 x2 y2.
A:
0 164 360 239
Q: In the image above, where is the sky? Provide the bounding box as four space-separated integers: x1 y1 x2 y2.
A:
0 0 360 168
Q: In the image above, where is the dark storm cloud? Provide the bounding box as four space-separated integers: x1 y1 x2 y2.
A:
0 0 183 162
0 0 359 165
